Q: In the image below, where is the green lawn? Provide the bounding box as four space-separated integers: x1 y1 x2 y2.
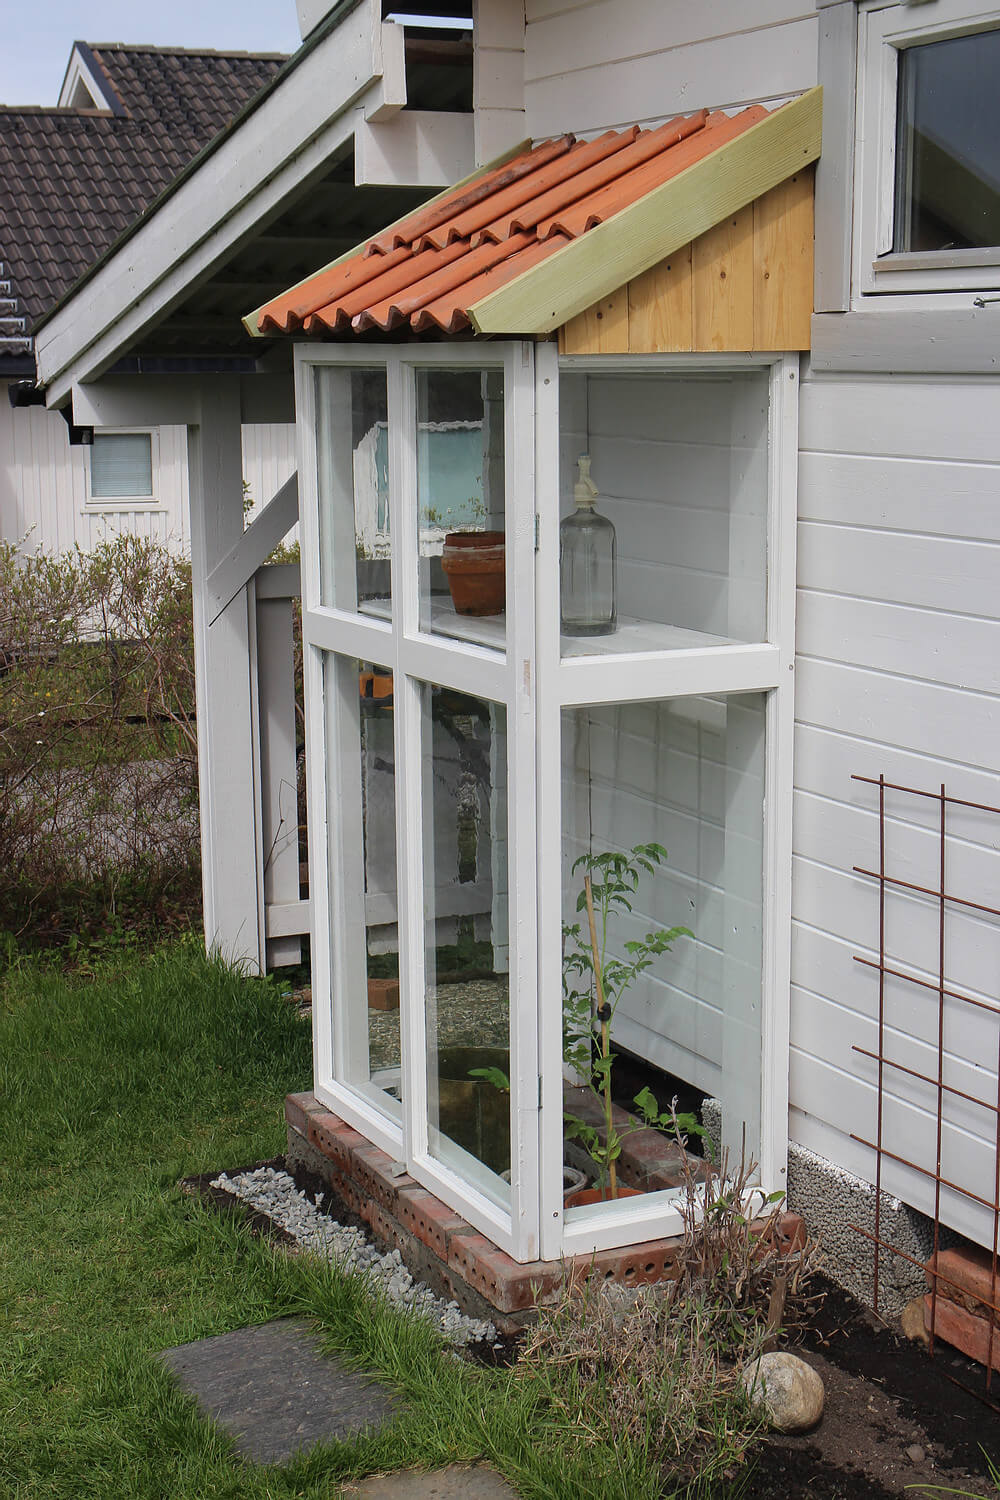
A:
0 939 683 1500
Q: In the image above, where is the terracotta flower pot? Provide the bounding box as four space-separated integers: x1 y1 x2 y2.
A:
564 1184 644 1209
441 531 505 616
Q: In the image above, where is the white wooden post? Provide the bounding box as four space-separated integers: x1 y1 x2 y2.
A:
188 379 264 970
253 584 302 968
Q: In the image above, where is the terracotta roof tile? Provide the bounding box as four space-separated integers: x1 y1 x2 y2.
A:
252 102 778 340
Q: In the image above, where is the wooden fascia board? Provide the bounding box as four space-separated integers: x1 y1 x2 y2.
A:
469 86 822 337
243 135 531 336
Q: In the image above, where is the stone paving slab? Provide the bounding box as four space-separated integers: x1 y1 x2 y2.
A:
344 1465 518 1497
159 1317 398 1464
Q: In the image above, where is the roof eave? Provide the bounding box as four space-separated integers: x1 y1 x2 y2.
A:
242 134 533 338
34 2 361 340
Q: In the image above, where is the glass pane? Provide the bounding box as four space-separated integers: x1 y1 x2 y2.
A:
894 29 1000 253
558 370 768 657
316 366 390 617
421 683 511 1207
416 367 507 654
90 433 153 498
324 653 401 1120
560 694 765 1214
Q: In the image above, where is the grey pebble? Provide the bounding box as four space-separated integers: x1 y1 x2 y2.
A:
210 1167 498 1350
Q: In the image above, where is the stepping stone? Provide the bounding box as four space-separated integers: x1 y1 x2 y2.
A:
159 1317 398 1464
345 1466 518 1497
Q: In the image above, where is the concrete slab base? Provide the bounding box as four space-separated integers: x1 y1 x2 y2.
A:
787 1141 934 1320
159 1317 398 1464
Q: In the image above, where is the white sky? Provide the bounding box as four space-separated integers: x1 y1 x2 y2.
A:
0 1 305 107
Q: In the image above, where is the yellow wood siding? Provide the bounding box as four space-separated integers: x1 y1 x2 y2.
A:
559 169 814 355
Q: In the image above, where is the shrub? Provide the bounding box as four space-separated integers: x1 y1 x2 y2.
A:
0 536 199 943
518 1133 823 1495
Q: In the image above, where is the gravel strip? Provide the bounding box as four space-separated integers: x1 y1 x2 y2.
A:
210 1165 498 1351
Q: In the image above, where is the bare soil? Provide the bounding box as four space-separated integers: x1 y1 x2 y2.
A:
742 1278 1000 1498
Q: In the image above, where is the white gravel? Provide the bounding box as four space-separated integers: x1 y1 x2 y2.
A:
210 1165 499 1351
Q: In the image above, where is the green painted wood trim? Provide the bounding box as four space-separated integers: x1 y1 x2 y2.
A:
469 87 823 337
243 136 534 336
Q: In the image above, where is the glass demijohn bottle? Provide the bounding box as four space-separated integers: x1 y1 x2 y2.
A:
560 453 617 636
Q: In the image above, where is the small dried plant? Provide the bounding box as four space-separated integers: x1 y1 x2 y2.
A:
518 1121 823 1493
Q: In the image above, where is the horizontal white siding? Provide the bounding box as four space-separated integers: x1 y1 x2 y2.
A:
0 390 190 557
792 369 1000 1250
523 0 818 137
1 394 298 559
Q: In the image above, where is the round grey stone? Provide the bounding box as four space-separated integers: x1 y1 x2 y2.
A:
741 1351 825 1433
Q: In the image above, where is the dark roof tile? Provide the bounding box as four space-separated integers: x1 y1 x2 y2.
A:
0 43 284 336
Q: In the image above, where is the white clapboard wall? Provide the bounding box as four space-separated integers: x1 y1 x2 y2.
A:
791 371 1000 1250
523 0 819 138
0 392 190 555
0 395 299 558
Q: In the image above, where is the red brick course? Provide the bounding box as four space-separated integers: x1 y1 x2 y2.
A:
395 1187 474 1262
926 1245 1000 1318
287 1091 807 1331
924 1294 1000 1373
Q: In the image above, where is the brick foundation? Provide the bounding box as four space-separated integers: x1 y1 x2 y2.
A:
286 1091 806 1334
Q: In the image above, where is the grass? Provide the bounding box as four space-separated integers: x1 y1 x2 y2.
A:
2 935 745 1499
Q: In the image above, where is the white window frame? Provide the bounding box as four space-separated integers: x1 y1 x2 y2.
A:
854 0 1000 305
534 347 797 1259
296 340 540 1261
85 427 160 510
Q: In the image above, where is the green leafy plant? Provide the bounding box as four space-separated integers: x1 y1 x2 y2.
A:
562 843 696 1198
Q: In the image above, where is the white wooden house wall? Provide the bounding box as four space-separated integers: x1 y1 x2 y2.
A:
242 422 298 539
791 372 1000 1248
522 0 819 137
514 0 1000 1251
0 391 298 557
0 386 190 555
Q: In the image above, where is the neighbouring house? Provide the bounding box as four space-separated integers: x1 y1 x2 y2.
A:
27 0 1000 1320
0 40 296 555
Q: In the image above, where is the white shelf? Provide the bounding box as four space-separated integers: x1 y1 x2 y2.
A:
560 617 733 658
361 596 736 657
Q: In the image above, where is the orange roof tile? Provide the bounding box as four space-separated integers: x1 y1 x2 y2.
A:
250 100 792 340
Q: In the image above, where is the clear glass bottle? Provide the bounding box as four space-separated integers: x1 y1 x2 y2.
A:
560 454 617 636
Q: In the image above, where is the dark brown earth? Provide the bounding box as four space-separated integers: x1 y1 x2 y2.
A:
742 1278 1000 1498
187 1160 1000 1497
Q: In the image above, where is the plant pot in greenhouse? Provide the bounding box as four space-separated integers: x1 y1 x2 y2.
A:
564 1184 644 1209
502 1163 591 1202
441 531 505 616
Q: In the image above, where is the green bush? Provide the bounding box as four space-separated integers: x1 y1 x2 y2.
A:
0 536 199 944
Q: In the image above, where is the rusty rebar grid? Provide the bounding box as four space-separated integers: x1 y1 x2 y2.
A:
851 773 1000 1394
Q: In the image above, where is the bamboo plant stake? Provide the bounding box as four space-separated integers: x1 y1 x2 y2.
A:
584 873 617 1200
